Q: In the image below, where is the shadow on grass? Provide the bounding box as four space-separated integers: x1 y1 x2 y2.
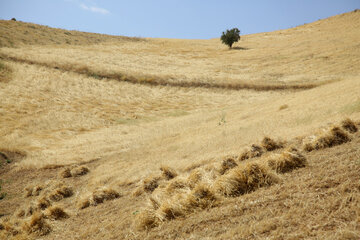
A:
232 46 250 50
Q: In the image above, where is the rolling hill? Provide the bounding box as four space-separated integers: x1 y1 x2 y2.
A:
0 9 359 240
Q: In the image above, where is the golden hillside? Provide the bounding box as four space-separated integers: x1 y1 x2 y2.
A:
0 9 359 240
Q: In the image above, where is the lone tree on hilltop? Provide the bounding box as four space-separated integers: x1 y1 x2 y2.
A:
221 28 240 49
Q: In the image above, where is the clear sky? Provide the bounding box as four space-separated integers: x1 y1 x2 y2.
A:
0 0 359 39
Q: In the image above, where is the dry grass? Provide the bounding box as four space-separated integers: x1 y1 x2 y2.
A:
261 136 284 151
79 187 121 209
341 118 358 133
48 185 73 202
23 212 51 236
218 157 238 175
267 147 307 173
214 162 280 197
37 196 51 210
0 19 142 48
304 125 351 151
239 144 264 161
0 10 360 240
0 60 12 82
159 166 177 180
45 206 69 220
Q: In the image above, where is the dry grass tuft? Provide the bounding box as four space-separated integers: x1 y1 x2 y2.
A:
304 126 351 152
16 209 25 218
45 206 69 220
79 188 121 209
341 118 358 133
24 185 43 197
23 212 51 236
91 188 121 206
160 166 177 180
78 198 90 210
71 166 89 177
242 144 264 160
159 201 185 220
143 176 161 193
239 144 264 161
60 168 72 178
37 196 51 210
214 162 280 197
219 157 238 175
135 209 162 230
186 184 219 210
267 147 307 173
49 185 73 202
165 178 189 194
0 219 22 237
261 137 283 151
187 169 203 189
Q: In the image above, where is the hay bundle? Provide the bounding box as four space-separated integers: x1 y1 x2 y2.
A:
91 188 121 206
71 166 89 177
143 176 161 193
239 144 264 161
304 126 350 151
341 118 358 133
219 157 238 175
160 166 178 180
267 148 307 173
214 162 279 197
49 185 73 202
23 212 51 236
45 206 69 220
135 209 162 230
261 137 283 151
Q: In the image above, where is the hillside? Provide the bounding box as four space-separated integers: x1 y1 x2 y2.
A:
0 10 360 240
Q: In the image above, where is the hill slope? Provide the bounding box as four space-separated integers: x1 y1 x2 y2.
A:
0 10 359 240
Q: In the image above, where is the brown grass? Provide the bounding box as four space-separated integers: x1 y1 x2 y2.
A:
23 212 51 236
304 126 351 151
341 118 358 133
48 185 73 202
79 188 121 209
135 209 162 230
143 176 161 193
60 168 72 178
37 196 51 210
45 206 69 220
0 10 360 240
0 60 12 82
219 157 238 175
71 166 89 177
24 185 43 197
0 19 142 48
267 147 307 173
160 166 177 180
214 162 280 197
239 144 264 161
261 137 284 151
187 169 203 189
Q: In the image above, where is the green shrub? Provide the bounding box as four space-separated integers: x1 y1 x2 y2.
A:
220 28 240 48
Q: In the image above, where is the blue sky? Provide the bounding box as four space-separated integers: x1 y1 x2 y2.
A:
0 0 359 39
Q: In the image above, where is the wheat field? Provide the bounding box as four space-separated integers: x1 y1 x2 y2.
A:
0 10 359 240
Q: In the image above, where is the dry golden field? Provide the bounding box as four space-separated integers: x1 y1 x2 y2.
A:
0 10 360 240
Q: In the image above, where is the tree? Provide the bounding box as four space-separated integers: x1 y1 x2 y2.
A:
220 28 240 49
